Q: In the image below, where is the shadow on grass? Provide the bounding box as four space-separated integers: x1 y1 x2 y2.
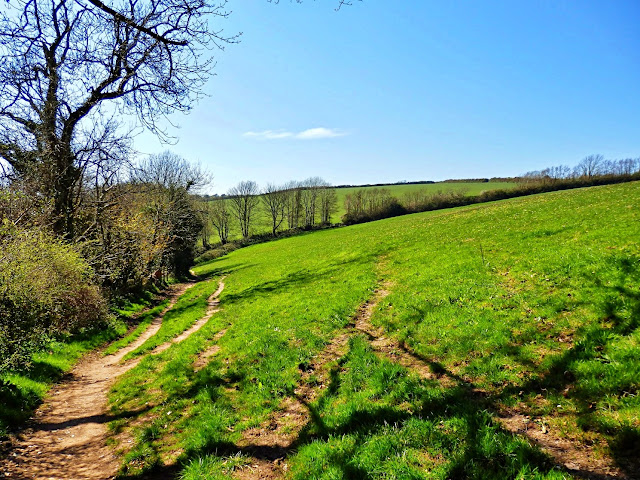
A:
221 253 384 306
195 262 252 281
113 253 640 479
493 254 640 477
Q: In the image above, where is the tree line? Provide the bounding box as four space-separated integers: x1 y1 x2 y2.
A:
522 154 640 181
203 177 338 247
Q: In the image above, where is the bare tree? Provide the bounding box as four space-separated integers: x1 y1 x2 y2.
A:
300 177 328 227
318 185 338 224
0 0 234 237
209 198 231 245
262 183 287 236
228 181 260 239
283 181 302 229
575 154 604 178
132 151 206 277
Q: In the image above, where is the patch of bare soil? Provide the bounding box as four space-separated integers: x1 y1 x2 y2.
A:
0 281 205 480
496 409 628 479
193 328 227 372
152 278 225 355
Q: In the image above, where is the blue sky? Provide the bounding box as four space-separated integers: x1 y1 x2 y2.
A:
134 1 640 194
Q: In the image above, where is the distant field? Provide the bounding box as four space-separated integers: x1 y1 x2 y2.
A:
208 181 517 242
111 182 640 478
333 181 516 219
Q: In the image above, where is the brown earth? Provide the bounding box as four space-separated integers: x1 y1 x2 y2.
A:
0 279 226 480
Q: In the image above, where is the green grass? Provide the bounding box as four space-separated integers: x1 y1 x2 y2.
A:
333 181 516 219
120 280 220 360
109 181 639 479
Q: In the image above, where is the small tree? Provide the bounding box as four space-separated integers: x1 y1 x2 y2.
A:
575 154 604 178
262 184 287 236
209 198 231 245
228 181 260 239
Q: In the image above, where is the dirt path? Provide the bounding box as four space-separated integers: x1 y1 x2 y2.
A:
232 287 390 479
234 279 627 480
153 278 225 355
0 279 225 480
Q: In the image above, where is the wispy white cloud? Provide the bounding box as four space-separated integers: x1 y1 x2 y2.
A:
243 130 293 139
243 127 347 140
296 127 346 139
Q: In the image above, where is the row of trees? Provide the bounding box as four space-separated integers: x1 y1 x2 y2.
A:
204 178 338 245
523 155 640 182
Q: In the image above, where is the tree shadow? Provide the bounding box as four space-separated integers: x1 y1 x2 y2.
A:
195 262 252 280
221 252 384 306
492 253 640 477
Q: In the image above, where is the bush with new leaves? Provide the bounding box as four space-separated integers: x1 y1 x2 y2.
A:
0 224 108 372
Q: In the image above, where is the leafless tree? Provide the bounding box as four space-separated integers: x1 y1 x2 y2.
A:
300 177 329 226
132 151 206 276
208 198 231 245
262 183 288 236
283 181 302 229
318 185 338 224
574 154 604 178
228 180 260 239
0 0 235 237
132 151 208 192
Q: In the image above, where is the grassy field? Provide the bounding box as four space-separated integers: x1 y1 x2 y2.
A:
209 181 517 242
108 181 639 479
333 181 516 219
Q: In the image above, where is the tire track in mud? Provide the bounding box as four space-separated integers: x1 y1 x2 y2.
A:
0 279 226 480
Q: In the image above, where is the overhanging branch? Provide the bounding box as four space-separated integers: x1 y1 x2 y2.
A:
83 0 188 46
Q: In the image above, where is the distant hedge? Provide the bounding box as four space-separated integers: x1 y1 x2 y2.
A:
342 173 640 225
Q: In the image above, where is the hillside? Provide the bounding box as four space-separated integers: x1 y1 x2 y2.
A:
210 180 518 242
3 182 638 479
112 181 639 478
332 181 517 220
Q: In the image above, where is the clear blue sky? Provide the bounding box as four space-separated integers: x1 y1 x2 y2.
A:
134 0 640 194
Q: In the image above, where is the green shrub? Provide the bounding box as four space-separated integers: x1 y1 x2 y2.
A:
0 224 108 372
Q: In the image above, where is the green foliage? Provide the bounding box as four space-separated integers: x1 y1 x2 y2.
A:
0 224 109 372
